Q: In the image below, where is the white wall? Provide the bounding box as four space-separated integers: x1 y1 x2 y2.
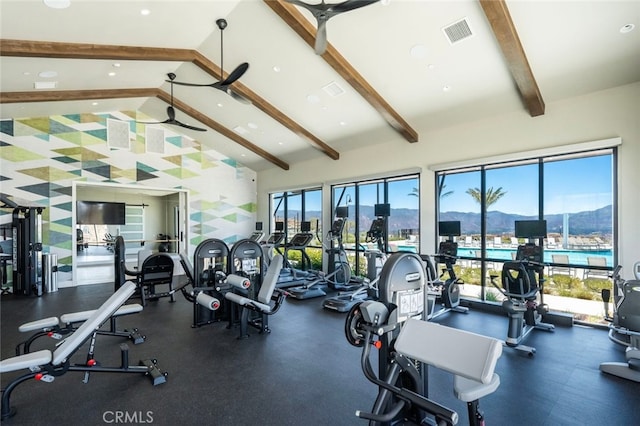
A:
257 82 640 279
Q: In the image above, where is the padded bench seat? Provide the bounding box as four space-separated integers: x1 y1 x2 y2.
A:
0 350 52 374
18 304 143 333
395 319 502 403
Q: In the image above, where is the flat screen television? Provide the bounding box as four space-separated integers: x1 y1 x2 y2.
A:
255 222 263 231
438 221 461 237
335 206 349 218
275 221 284 231
374 203 391 217
514 220 547 239
301 221 311 232
77 201 126 225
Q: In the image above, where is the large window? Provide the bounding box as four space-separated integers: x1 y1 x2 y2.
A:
332 174 420 276
436 149 616 321
269 188 322 269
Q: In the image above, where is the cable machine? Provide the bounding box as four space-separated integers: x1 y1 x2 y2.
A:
1 195 44 296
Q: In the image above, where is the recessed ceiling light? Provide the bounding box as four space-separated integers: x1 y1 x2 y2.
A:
443 85 452 92
427 63 436 70
113 63 121 68
410 44 427 59
241 154 246 157
140 8 151 16
278 142 284 145
38 70 58 78
43 0 71 9
108 72 116 77
92 102 99 106
321 106 328 111
620 24 635 34
247 122 258 130
381 0 391 5
339 121 347 126
306 94 320 104
273 66 281 73
23 71 31 76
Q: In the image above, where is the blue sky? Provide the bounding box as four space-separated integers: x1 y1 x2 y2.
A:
440 155 613 215
281 155 612 215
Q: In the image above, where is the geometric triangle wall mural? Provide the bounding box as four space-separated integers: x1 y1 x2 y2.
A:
0 111 258 288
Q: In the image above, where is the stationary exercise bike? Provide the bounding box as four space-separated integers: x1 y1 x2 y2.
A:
599 261 640 382
490 221 554 356
423 223 469 320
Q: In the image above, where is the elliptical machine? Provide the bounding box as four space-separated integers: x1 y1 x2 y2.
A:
423 221 469 320
490 220 554 357
600 261 640 382
322 205 388 312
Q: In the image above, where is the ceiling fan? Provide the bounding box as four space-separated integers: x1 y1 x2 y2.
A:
171 18 250 105
286 0 380 55
138 73 207 132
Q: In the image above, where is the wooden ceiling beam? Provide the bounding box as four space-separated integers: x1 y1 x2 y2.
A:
0 88 159 103
156 91 290 170
193 52 339 159
0 39 336 162
0 39 195 61
479 0 545 117
1 88 290 170
265 0 419 143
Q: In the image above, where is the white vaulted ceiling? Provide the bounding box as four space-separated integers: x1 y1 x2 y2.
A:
1 0 638 171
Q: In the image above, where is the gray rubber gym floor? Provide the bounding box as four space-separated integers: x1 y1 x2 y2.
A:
1 282 638 426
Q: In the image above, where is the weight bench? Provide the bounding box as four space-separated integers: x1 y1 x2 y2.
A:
225 254 287 339
15 303 145 356
0 281 167 420
394 319 502 426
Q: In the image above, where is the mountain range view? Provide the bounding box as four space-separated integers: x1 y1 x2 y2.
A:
296 205 613 236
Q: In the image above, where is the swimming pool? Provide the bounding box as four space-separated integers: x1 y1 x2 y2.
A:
458 247 613 266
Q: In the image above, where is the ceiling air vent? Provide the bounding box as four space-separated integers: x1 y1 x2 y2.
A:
323 81 345 97
442 18 474 45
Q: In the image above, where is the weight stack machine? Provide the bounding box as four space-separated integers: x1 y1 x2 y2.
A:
12 205 45 296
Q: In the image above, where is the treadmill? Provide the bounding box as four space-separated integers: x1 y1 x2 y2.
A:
276 221 317 289
248 221 265 243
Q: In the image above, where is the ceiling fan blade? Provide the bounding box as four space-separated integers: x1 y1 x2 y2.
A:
227 88 252 105
136 120 165 125
285 0 318 14
176 121 207 132
315 19 328 55
220 62 249 86
331 0 379 14
170 80 216 88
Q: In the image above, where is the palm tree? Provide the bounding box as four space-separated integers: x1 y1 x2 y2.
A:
408 185 453 198
466 186 506 209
